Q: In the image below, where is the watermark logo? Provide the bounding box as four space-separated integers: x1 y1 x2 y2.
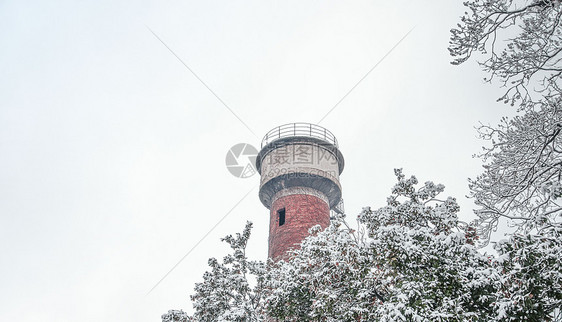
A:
225 143 258 178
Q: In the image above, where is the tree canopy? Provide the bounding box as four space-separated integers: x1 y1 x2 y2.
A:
165 170 562 321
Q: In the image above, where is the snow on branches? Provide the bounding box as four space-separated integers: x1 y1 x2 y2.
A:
450 0 562 108
359 169 497 321
470 100 562 244
161 310 190 322
493 227 562 320
450 0 562 251
189 222 268 321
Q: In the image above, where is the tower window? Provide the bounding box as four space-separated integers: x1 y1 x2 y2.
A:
278 208 286 226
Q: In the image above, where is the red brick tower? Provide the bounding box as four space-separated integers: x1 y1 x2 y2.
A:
256 123 344 261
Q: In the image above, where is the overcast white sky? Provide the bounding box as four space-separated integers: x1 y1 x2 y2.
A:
1 1 514 321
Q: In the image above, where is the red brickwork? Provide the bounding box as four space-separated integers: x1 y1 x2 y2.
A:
268 193 330 261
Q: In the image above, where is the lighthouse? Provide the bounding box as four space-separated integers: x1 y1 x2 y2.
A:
255 123 345 261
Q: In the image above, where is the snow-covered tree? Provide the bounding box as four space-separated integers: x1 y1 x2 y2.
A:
359 169 498 321
450 4 562 319
161 310 190 322
450 0 562 245
493 226 562 321
469 100 562 243
188 222 268 321
449 0 562 108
